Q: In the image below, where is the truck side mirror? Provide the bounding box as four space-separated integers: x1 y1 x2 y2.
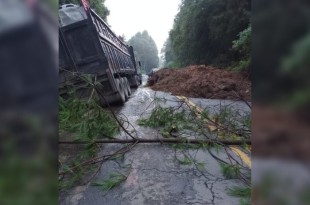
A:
138 61 141 67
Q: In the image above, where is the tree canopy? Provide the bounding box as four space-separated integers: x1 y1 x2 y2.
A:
163 0 251 68
59 0 110 21
128 31 159 73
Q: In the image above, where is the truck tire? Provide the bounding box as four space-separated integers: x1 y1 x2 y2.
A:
124 77 132 96
121 78 129 100
131 76 139 88
115 78 126 104
136 76 141 86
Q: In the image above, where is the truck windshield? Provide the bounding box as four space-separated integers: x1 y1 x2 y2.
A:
59 6 87 27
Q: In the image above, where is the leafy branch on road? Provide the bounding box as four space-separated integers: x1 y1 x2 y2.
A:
92 172 128 192
59 93 120 189
58 71 138 190
228 186 251 205
137 95 251 191
59 71 251 204
138 95 251 142
59 95 119 141
220 163 241 179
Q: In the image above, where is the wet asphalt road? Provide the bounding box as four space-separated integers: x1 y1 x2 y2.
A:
60 75 250 205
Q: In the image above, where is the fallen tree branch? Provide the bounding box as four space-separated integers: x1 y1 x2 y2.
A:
59 138 251 145
59 141 138 176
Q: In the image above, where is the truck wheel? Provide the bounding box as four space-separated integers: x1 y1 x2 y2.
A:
124 77 132 96
132 76 139 88
136 76 141 86
115 78 126 104
121 78 129 100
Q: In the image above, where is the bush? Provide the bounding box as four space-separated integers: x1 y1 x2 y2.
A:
233 25 251 56
233 59 251 71
232 24 251 71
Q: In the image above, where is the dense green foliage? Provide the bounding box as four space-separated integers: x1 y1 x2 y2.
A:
252 0 310 102
59 0 110 21
232 25 251 57
163 0 251 67
128 31 159 74
232 24 251 71
162 38 177 68
280 34 310 110
137 106 194 138
59 94 119 189
282 33 310 79
59 96 119 141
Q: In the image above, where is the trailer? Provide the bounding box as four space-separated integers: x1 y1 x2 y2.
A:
58 3 142 105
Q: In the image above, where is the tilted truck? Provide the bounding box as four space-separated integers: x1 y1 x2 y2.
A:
58 3 142 105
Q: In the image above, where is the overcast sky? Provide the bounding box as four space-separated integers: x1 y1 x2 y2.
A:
105 0 181 53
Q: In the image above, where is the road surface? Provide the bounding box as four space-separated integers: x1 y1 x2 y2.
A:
59 75 251 205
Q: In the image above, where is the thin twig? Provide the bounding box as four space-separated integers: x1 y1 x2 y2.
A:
59 138 251 145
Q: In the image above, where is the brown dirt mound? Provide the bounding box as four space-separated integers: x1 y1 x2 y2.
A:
148 65 251 101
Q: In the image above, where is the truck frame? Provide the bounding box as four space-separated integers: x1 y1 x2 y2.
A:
59 3 142 105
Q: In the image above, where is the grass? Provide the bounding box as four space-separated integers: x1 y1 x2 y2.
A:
92 173 127 192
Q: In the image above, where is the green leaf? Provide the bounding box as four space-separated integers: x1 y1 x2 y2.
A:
92 173 127 192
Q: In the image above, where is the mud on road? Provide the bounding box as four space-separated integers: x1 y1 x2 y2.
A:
148 65 251 101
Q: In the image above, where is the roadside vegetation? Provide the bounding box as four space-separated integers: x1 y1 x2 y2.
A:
58 1 252 203
128 31 159 74
232 24 251 71
162 0 251 71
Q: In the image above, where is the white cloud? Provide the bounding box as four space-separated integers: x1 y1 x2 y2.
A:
105 0 181 53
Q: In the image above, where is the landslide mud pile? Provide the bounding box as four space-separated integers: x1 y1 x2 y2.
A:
148 65 251 101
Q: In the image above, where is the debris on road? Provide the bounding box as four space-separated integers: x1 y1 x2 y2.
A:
59 85 252 205
148 65 251 101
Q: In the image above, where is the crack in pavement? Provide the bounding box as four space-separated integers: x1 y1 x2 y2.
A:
205 180 217 205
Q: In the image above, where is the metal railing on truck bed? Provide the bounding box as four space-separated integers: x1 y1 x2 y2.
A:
58 4 141 105
89 9 137 76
